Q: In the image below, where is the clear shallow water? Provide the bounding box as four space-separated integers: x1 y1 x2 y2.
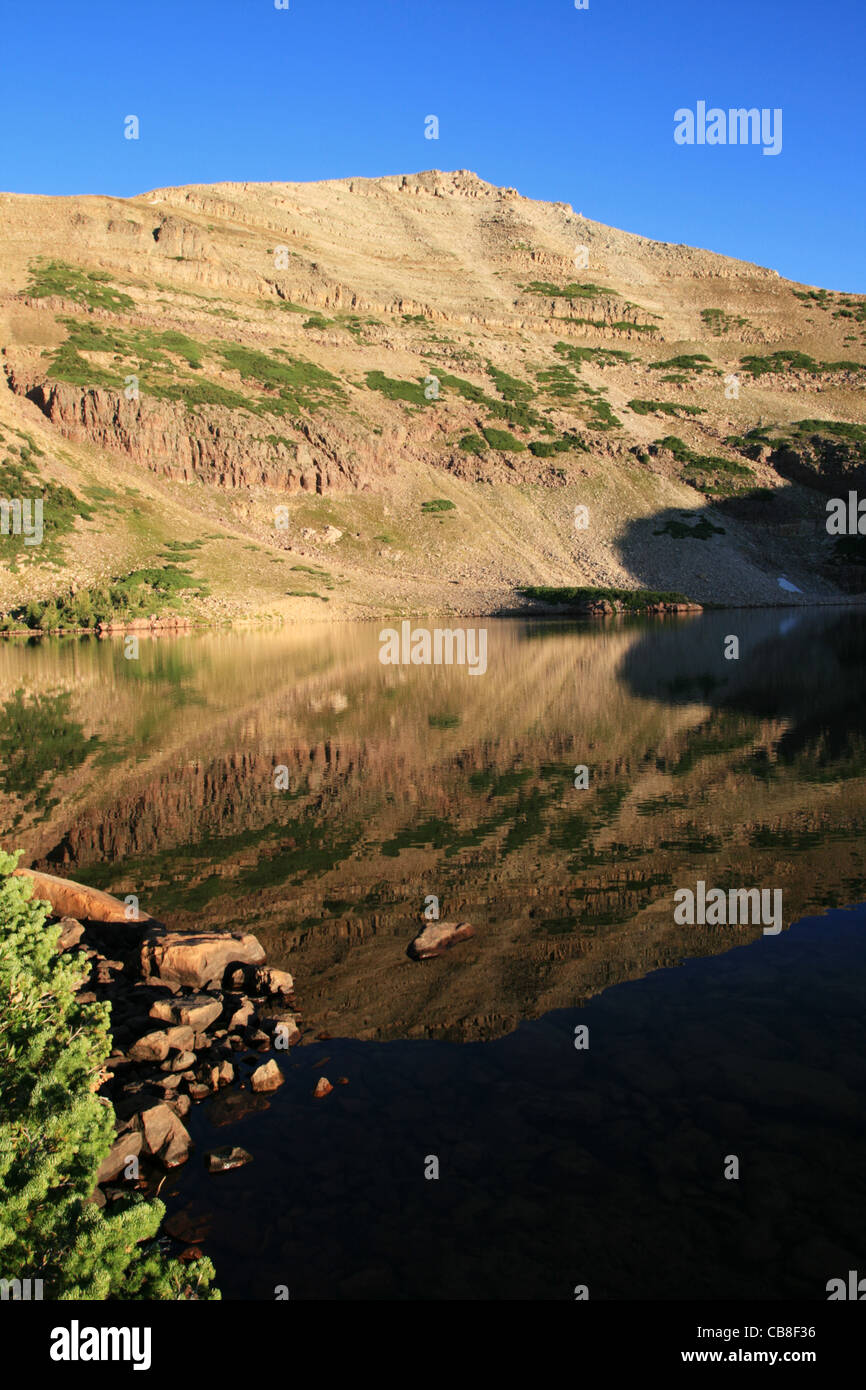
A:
1 608 864 1297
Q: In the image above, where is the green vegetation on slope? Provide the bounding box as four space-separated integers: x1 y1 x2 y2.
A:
24 259 135 313
0 429 96 569
1 565 209 632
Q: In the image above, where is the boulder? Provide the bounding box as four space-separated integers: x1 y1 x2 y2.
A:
14 868 160 925
57 917 84 951
128 1030 170 1063
313 1076 333 1099
254 966 294 997
165 1024 195 1051
409 920 475 960
141 930 265 991
260 1009 300 1046
168 1049 197 1072
138 1103 192 1168
149 993 223 1028
96 1131 143 1184
250 1059 283 1092
227 998 255 1030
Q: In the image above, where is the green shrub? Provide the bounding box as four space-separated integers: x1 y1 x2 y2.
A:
628 399 704 417
482 427 526 452
553 343 636 367
458 434 488 454
528 434 586 457
650 354 718 374
739 350 863 378
486 362 535 403
701 308 750 335
0 852 219 1299
421 498 456 513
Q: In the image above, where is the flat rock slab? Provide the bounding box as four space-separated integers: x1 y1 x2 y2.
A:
409 921 475 960
141 930 265 991
14 868 160 926
149 994 223 1029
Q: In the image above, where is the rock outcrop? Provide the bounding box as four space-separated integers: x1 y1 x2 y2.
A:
41 879 302 1222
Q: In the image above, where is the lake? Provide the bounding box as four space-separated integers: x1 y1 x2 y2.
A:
2 608 865 1298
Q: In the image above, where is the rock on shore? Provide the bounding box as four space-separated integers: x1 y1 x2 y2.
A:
36 876 303 1211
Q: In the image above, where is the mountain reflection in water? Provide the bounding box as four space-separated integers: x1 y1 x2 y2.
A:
1 609 864 1297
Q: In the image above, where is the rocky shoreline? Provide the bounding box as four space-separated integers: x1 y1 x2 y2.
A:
18 869 303 1251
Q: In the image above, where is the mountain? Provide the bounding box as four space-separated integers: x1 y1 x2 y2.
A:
1 168 865 622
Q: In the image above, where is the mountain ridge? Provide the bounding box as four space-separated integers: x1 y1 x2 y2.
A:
1 169 864 623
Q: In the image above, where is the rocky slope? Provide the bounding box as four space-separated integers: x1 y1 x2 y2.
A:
1 169 865 619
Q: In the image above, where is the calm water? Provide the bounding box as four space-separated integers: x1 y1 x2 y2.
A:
1 609 865 1298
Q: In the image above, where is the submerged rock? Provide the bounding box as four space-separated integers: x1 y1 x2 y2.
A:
205 1145 253 1174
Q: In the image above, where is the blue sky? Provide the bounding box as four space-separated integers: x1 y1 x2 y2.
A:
1 0 863 290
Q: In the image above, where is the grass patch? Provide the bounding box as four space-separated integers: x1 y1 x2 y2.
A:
24 259 135 313
486 362 535 403
438 371 543 430
701 308 750 335
528 433 586 457
44 320 345 416
629 399 705 417
482 426 526 452
365 370 429 406
523 281 617 299
0 437 96 569
421 498 456 513
656 435 752 494
739 350 864 378
650 354 718 374
553 342 637 368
